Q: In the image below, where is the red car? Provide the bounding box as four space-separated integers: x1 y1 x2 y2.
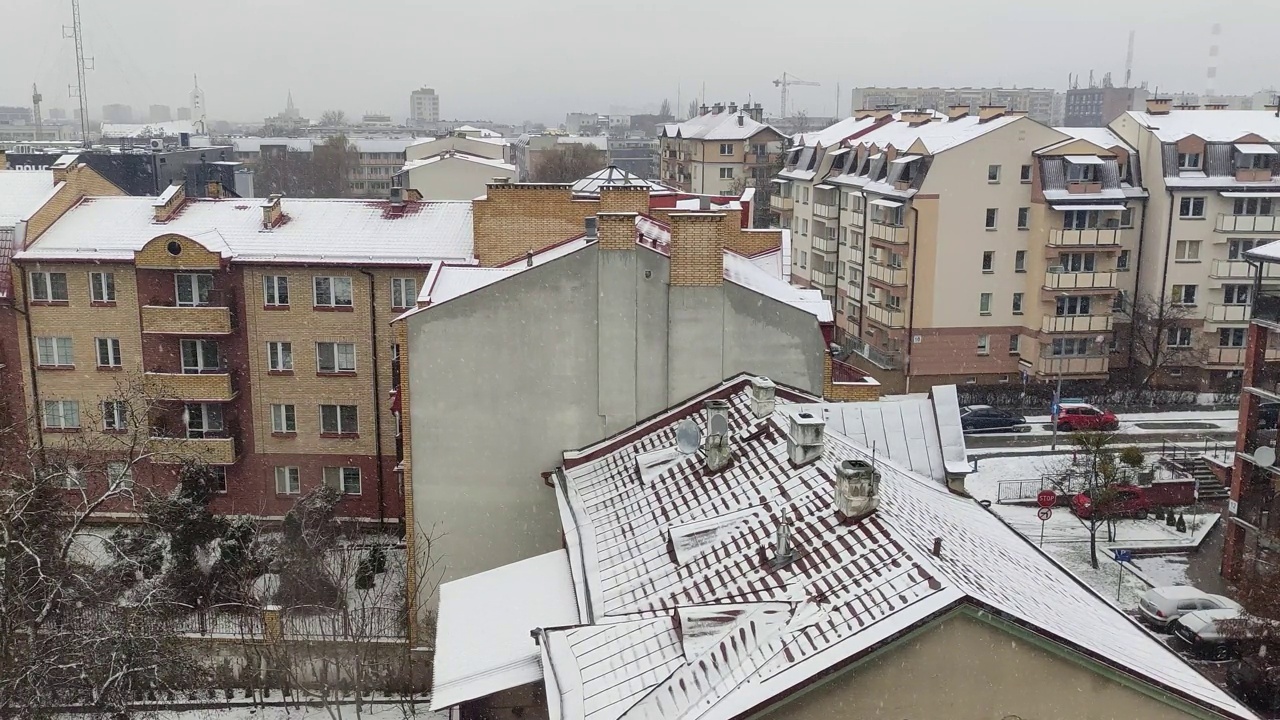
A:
1072 485 1151 520
1055 403 1120 432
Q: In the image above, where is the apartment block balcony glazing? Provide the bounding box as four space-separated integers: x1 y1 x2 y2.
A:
1046 228 1122 248
865 302 906 329
811 232 838 254
1043 271 1117 291
1216 214 1280 233
808 269 835 289
1041 315 1113 333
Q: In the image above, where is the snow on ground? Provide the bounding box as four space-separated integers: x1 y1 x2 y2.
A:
971 409 1238 441
1130 554 1194 588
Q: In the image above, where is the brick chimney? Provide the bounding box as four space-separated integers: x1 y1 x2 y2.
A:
599 184 650 214
668 213 724 286
1146 97 1173 115
900 109 933 126
1205 103 1229 111
854 108 877 120
787 412 825 467
947 104 970 121
977 105 1007 123
261 194 283 229
596 212 636 251
152 183 186 222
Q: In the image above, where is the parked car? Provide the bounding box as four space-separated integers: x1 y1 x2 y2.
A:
1071 485 1150 520
1138 586 1242 630
1227 655 1280 713
1055 402 1120 432
960 405 1028 434
1172 608 1250 661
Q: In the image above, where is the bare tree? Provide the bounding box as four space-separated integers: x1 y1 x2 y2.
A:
658 99 673 121
312 135 357 198
792 110 812 134
687 100 698 121
1122 291 1208 388
320 110 348 127
530 144 606 183
1047 432 1146 569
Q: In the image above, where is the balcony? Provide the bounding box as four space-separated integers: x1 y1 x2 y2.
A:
1207 303 1251 323
746 152 775 165
844 336 902 370
1037 355 1109 376
141 305 233 335
1216 214 1280 233
150 436 238 466
1236 168 1274 183
771 195 794 212
145 372 236 402
1066 181 1103 194
867 262 908 287
865 302 906 329
813 202 839 220
868 222 907 246
812 232 838 254
1210 347 1249 366
1043 271 1117 291
1047 228 1121 248
1041 315 1113 333
809 269 835 289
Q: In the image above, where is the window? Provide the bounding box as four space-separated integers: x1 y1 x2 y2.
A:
61 466 85 490
1009 334 1020 353
979 292 992 315
95 337 122 368
1243 152 1273 170
798 250 807 269
987 164 1001 183
1019 164 1032 183
1012 292 1024 314
1178 197 1206 219
1234 197 1274 216
1056 296 1091 316
1112 290 1128 313
1117 249 1131 270
89 272 116 303
1014 250 1026 272
977 334 990 355
1171 284 1198 305
984 208 998 230
180 339 220 373
802 187 810 203
210 467 227 493
1051 338 1092 356
316 342 356 373
839 226 848 246
1229 239 1259 260
1224 284 1251 305
29 271 69 303
1167 327 1193 347
719 167 734 180
840 191 849 210
320 404 359 435
751 143 766 156
391 277 417 309
323 466 362 495
175 273 213 307
42 400 80 430
800 219 808 236
719 143 734 156
1062 209 1100 230
106 461 132 490
264 275 290 306
1066 163 1098 182
1219 328 1247 347
1119 208 1134 228
103 400 128 431
1177 152 1201 170
1058 252 1096 272
275 466 301 494
271 403 296 433
36 337 74 367
982 251 994 272
1174 240 1201 261
267 341 293 372
1017 207 1029 230
185 403 224 438
313 276 354 308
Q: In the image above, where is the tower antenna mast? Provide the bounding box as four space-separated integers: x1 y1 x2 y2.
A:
63 0 94 147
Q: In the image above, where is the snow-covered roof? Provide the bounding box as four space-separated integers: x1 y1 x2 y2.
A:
535 379 1256 720
0 170 57 226
661 111 779 141
231 137 316 153
570 166 667 195
229 137 418 155
1244 239 1280 264
454 125 503 137
100 120 198 138
1125 109 1280 143
431 549 580 711
1051 126 1135 152
351 138 418 154
400 152 515 173
16 196 475 265
792 116 883 148
847 111 1022 155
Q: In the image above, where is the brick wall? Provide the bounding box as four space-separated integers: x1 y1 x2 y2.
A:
669 213 725 287
597 212 638 251
473 183 599 266
821 355 881 401
598 185 650 215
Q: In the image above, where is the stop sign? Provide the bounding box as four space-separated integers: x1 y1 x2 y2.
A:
1037 490 1058 508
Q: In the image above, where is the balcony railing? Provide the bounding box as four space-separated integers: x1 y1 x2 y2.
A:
809 269 835 288
1036 355 1109 376
865 302 906 329
1047 228 1122 248
1207 303 1251 323
1209 259 1280 280
812 233 837 254
141 305 234 335
771 195 794 211
1209 347 1248 366
813 203 839 220
150 436 238 465
1043 271 1117 290
145 372 236 402
868 222 906 246
867 262 908 287
843 336 902 370
1216 214 1280 233
1041 315 1113 333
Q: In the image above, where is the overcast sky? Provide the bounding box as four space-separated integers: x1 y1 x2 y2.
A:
4 0 1277 126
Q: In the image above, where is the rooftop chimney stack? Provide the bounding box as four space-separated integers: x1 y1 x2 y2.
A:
787 412 825 467
737 114 744 127
947 104 970 121
261 194 283 229
728 102 738 114
834 459 881 524
698 195 711 211
390 186 405 206
584 216 599 241
703 399 732 472
749 376 777 418
977 105 1007 123
1146 97 1173 115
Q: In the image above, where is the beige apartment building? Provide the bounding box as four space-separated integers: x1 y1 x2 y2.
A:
659 103 785 195
1111 100 1280 389
779 106 1148 391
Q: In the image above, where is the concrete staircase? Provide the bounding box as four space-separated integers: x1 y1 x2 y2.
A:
1189 457 1230 501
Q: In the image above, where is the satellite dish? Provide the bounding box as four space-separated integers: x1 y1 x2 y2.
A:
675 419 702 455
709 413 729 437
1256 446 1277 468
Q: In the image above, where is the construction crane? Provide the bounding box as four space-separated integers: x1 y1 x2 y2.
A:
773 73 820 118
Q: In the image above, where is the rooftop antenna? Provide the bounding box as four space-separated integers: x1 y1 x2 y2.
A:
31 83 42 140
1124 30 1135 87
63 0 94 147
1206 22 1221 100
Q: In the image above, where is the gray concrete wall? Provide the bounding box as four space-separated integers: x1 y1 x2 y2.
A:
723 282 827 392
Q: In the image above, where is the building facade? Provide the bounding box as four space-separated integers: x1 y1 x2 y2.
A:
850 86 1058 124
393 151 516 201
409 87 440 127
659 103 784 196
231 137 418 197
1063 85 1146 127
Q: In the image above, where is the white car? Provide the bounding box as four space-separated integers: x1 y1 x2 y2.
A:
1137 586 1241 629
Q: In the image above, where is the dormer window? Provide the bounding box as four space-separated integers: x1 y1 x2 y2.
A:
1177 152 1201 170
1236 144 1277 169
1065 156 1102 183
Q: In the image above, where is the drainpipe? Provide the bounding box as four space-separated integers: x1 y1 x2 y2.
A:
1127 195 1152 363
905 205 921 394
1152 189 1177 384
16 270 44 452
359 270 386 528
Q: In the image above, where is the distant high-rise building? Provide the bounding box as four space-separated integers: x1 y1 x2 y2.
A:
850 86 1057 124
149 104 172 123
101 103 133 124
1062 85 1146 127
0 106 32 125
48 108 67 120
176 107 192 120
410 87 440 126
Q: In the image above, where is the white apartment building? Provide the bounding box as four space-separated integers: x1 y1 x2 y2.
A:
850 87 1059 124
1111 99 1280 389
658 103 784 195
778 106 1148 392
410 87 440 126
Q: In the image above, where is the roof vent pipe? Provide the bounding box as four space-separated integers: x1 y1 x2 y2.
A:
749 377 776 418
767 516 798 570
584 216 599 240
787 412 825 467
703 399 732 472
698 195 711 211
834 459 881 523
737 114 744 127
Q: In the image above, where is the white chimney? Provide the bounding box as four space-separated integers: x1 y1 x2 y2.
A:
767 515 798 570
788 412 824 466
834 459 880 523
749 377 776 418
703 399 732 472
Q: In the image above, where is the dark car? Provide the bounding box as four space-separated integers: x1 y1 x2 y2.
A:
959 405 1027 434
1055 403 1120 432
1072 485 1150 520
1228 655 1280 713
